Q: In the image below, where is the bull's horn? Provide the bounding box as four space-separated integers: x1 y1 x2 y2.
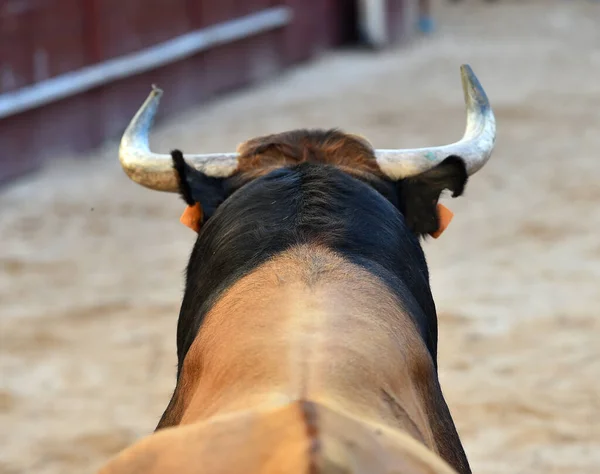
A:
374 64 496 179
118 85 239 192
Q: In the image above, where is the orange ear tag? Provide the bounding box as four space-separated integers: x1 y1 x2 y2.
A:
429 203 454 239
180 203 204 233
181 202 452 237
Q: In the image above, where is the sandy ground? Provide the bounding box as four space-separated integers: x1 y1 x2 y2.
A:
1 1 600 473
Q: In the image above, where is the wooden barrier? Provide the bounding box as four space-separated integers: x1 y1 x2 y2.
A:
0 0 415 184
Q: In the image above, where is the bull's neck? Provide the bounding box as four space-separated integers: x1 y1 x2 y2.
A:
171 246 437 450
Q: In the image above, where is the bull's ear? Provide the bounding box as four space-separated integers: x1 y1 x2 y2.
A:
396 155 468 237
171 150 226 221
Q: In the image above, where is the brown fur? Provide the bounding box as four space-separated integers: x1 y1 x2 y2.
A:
99 401 457 474
234 129 386 182
98 246 460 473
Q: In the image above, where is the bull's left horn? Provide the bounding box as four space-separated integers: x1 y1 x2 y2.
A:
119 85 239 192
374 64 496 179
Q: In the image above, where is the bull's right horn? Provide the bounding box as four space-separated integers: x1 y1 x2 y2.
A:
374 64 496 179
119 85 240 192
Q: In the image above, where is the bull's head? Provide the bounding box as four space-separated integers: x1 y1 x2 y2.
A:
118 65 495 236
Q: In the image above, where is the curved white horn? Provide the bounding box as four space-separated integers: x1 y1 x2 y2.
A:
375 64 496 179
119 85 239 192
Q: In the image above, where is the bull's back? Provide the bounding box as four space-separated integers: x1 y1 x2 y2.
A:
120 246 468 473
98 401 457 474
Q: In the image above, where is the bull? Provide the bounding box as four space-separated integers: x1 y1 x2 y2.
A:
98 64 495 474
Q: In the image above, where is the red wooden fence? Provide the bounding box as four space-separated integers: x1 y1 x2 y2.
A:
0 0 413 185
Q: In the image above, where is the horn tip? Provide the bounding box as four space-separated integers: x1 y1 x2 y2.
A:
459 64 489 108
151 84 164 97
459 64 477 86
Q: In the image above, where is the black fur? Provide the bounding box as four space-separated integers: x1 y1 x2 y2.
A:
398 155 468 236
171 149 227 221
171 155 468 375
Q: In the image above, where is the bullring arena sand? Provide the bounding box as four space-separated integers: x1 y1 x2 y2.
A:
1 1 599 473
